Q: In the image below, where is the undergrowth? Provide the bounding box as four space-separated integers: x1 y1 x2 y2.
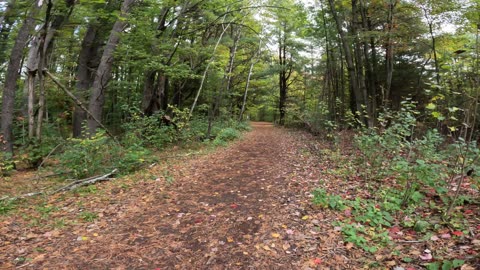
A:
311 100 479 267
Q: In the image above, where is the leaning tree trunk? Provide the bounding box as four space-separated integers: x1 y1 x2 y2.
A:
0 0 42 154
87 0 136 134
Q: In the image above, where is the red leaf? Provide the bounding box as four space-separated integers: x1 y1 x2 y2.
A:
230 203 238 209
452 231 463 236
464 209 474 215
313 258 322 265
389 226 401 233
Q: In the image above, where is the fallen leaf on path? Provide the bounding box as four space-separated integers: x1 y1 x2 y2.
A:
452 231 463 236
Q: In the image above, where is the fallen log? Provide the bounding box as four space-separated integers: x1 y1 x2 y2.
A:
0 169 118 202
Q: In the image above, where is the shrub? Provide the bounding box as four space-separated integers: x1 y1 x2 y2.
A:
58 131 151 178
213 128 240 146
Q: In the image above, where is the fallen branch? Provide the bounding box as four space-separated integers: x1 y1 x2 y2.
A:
0 169 118 202
43 70 120 145
51 169 118 193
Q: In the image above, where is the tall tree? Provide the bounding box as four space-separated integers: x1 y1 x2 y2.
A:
1 0 43 154
87 0 136 134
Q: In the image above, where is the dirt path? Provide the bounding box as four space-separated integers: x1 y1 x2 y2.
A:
1 123 349 269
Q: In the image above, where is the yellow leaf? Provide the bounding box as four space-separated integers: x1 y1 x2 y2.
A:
82 236 89 241
302 215 310 220
271 232 280 238
93 233 99 237
227 236 234 243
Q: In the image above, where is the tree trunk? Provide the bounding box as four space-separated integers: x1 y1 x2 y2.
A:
1 0 42 154
141 6 171 116
87 0 136 134
189 15 231 118
428 21 441 85
35 0 54 140
239 61 255 121
385 0 396 104
73 25 99 137
0 0 16 71
328 0 365 123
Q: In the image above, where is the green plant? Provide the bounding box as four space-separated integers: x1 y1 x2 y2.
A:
213 128 240 146
59 130 151 178
79 211 98 222
74 185 98 195
426 259 464 270
0 152 15 176
52 218 67 228
312 188 345 210
0 199 17 215
162 169 175 185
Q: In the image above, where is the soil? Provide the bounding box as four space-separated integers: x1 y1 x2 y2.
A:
0 122 350 269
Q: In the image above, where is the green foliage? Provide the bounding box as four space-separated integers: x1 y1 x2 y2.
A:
59 131 151 178
122 109 177 149
0 152 15 176
0 200 17 215
78 211 98 222
426 259 465 270
312 188 345 210
313 188 393 252
213 127 240 146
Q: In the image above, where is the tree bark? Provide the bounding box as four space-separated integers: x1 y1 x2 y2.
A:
1 0 42 154
87 0 136 134
328 0 365 124
189 15 231 119
72 25 100 137
0 0 16 71
385 0 396 104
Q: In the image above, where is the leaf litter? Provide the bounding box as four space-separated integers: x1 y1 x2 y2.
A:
0 122 478 269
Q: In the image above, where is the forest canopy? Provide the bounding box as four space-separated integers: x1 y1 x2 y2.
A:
0 0 479 167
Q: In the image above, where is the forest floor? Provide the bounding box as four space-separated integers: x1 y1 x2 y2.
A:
0 122 479 269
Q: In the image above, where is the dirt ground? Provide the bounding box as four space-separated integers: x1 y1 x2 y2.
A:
1 122 354 269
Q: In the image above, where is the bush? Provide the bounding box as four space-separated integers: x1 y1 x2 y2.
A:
0 152 15 176
59 131 151 178
213 128 240 146
122 110 177 149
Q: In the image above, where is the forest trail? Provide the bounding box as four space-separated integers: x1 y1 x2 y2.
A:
1 123 349 269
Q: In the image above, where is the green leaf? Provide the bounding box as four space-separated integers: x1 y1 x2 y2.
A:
442 260 453 270
426 103 436 110
427 262 441 270
448 107 460 112
432 111 445 121
452 259 465 267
